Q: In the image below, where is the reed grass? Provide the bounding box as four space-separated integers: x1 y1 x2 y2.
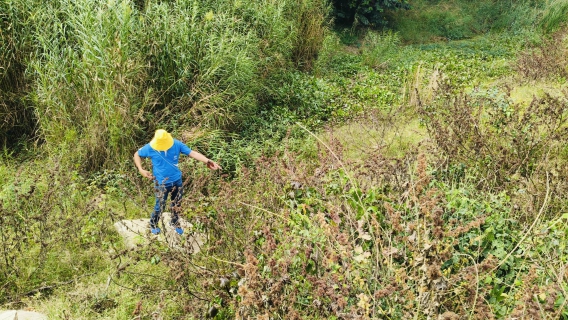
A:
30 0 147 170
141 0 261 129
1 0 328 170
360 30 401 69
540 0 568 33
291 0 331 71
0 0 38 148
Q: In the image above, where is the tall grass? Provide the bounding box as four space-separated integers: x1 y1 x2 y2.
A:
31 0 147 170
540 0 568 33
140 0 262 130
142 0 330 127
0 0 38 148
291 0 331 71
360 30 401 69
2 0 329 170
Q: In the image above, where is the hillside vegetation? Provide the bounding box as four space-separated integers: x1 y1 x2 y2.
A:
1 0 568 319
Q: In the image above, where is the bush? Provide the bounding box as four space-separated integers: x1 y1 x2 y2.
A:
313 33 345 76
331 0 410 28
417 79 568 224
141 0 262 130
386 0 553 43
291 0 331 71
110 126 567 318
31 0 148 170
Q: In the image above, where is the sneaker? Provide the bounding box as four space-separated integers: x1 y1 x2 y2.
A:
175 227 184 235
151 227 161 235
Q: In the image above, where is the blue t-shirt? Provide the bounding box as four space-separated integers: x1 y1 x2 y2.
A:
138 139 192 185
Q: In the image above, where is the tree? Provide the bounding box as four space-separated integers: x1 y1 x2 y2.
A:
331 0 409 27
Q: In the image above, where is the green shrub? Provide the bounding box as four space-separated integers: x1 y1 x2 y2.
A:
386 0 554 43
331 0 410 28
388 3 473 42
140 0 329 127
268 71 356 127
313 33 345 76
3 0 331 170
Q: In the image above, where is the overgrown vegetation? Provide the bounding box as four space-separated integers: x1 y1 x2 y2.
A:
0 0 37 149
516 29 568 80
2 0 568 319
386 0 560 43
2 0 329 170
331 0 409 28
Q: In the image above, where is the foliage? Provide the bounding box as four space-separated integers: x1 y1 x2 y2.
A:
331 0 410 28
2 0 330 171
291 0 332 71
359 30 401 69
386 0 548 43
418 81 568 193
0 0 38 148
30 0 147 170
313 33 348 76
140 0 262 130
540 0 568 34
103 125 567 318
2 0 568 319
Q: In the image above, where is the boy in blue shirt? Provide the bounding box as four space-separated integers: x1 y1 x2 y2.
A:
134 129 221 235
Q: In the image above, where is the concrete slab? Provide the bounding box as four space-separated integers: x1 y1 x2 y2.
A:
113 212 206 254
0 310 47 320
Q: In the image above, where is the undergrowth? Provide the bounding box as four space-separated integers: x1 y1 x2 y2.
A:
386 0 552 43
1 3 568 319
104 118 568 318
0 157 121 305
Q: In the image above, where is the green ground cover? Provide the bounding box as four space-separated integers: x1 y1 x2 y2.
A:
1 0 568 318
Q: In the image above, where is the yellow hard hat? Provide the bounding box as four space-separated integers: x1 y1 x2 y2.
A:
150 129 174 151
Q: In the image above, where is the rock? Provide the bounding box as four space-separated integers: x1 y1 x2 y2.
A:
113 212 206 254
0 310 47 320
113 219 149 248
